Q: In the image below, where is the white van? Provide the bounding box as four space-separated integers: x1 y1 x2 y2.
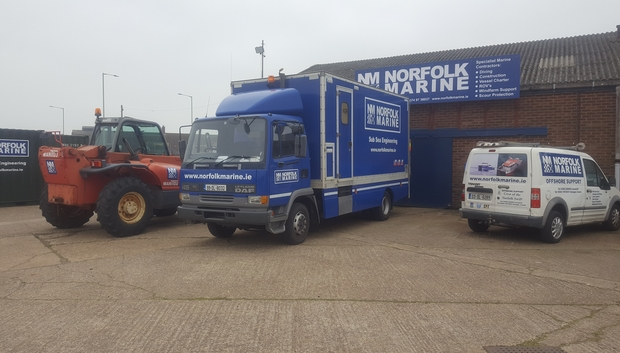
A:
460 141 620 243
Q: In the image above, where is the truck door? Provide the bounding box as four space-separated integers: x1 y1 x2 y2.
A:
336 87 353 180
582 158 611 222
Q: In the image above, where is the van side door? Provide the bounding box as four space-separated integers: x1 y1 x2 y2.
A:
582 158 611 223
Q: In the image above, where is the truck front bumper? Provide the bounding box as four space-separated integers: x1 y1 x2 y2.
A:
177 205 288 233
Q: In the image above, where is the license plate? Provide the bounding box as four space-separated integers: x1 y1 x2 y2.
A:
469 193 491 201
204 184 226 192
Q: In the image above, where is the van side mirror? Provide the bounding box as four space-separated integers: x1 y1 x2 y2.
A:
609 177 616 188
178 140 187 160
600 176 611 190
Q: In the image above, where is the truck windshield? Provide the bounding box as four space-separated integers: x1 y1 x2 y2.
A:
184 117 266 168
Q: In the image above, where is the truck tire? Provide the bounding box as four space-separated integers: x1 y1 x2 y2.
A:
468 219 489 232
96 177 154 237
282 203 309 245
207 223 236 238
153 208 177 217
540 210 564 243
371 191 392 221
40 185 93 229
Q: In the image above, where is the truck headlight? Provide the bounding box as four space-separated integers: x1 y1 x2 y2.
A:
180 193 190 201
248 196 268 204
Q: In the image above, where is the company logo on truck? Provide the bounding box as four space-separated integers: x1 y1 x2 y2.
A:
45 160 57 174
365 98 401 133
274 169 299 184
540 152 583 177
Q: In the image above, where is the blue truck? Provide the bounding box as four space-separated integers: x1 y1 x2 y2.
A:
177 72 410 244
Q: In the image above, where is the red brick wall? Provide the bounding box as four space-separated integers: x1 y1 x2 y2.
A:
410 89 618 208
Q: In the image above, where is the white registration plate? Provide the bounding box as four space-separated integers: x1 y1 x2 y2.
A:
469 193 491 201
205 184 226 192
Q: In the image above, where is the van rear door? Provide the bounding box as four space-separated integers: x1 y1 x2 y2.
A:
464 147 531 217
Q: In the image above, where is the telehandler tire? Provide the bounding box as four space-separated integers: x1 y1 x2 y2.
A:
40 185 93 229
96 177 154 237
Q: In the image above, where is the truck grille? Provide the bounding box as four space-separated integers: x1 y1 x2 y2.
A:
200 194 234 203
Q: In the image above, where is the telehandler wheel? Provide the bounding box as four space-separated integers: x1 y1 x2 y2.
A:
282 203 309 245
371 191 392 221
207 223 236 238
96 177 154 237
39 185 93 229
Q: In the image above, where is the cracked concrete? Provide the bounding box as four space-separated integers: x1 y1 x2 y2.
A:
0 205 619 352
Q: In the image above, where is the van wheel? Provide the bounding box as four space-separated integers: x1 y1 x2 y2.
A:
207 223 236 238
541 211 564 243
282 203 309 245
602 204 620 231
372 191 392 221
468 219 489 232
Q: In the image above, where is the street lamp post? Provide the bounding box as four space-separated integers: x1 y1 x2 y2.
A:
102 72 119 118
49 105 65 135
255 40 265 78
178 93 193 124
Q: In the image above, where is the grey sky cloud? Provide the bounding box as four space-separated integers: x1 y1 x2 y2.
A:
1 0 618 134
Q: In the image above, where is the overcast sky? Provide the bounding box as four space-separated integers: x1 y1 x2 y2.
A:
1 0 618 135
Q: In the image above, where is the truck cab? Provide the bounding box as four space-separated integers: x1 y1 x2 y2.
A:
177 89 314 244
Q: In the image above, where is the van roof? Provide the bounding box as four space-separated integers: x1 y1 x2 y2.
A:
474 141 586 152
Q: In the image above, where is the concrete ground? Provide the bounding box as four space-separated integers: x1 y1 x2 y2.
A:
0 205 619 353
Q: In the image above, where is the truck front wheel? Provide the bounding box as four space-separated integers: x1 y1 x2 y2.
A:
40 185 93 229
207 223 236 238
96 177 154 237
282 203 309 245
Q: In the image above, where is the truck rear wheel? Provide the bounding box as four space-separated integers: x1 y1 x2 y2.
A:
207 223 236 238
541 211 564 243
371 191 392 221
40 185 93 229
282 203 309 245
96 177 154 237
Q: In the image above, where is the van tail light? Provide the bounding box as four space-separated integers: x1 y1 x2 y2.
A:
461 184 465 201
531 188 541 208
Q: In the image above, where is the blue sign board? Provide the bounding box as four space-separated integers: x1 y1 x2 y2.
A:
356 54 520 104
540 152 583 177
0 139 29 157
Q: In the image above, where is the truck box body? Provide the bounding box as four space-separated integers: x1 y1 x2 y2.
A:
177 72 410 242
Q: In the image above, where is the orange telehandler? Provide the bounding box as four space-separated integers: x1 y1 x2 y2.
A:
38 109 182 236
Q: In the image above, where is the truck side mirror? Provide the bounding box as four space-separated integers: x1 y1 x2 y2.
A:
178 140 187 160
295 135 307 158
